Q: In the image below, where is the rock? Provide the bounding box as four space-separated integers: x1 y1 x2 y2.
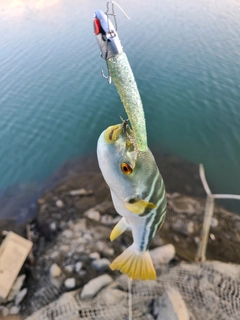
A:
0 306 9 317
84 208 100 221
56 199 64 208
7 274 26 302
15 288 27 305
62 230 73 239
211 218 218 227
103 288 127 305
75 262 83 272
154 288 189 320
89 252 100 260
83 233 92 241
9 305 21 315
50 263 62 278
50 222 57 231
92 258 111 271
150 244 175 265
64 265 74 273
64 278 76 290
69 189 93 196
80 274 113 300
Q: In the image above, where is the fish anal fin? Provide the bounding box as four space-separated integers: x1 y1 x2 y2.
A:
110 245 157 280
125 198 157 215
110 218 128 241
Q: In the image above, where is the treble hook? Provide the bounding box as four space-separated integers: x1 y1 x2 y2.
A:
100 66 112 84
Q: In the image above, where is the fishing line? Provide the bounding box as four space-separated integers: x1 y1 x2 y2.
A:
128 277 133 320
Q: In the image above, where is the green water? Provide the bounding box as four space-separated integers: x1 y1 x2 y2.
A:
0 0 240 211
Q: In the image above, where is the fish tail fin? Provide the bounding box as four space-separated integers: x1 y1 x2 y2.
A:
110 245 156 280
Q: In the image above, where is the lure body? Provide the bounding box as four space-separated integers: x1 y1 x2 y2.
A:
97 123 167 280
94 10 147 152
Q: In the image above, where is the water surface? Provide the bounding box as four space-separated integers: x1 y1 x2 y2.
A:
0 0 240 212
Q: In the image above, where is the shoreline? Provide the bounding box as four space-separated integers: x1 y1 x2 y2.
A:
0 151 206 233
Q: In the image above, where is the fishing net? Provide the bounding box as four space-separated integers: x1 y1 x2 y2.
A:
25 261 240 320
22 197 240 320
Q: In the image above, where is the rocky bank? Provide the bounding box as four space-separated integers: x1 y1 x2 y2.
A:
0 155 240 319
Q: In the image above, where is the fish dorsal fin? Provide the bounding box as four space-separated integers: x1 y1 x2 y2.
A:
110 218 129 241
125 197 157 215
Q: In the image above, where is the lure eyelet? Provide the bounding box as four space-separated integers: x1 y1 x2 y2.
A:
121 163 132 175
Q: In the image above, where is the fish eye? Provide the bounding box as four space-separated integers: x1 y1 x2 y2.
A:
120 163 132 175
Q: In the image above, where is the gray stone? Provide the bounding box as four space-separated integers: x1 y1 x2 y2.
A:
50 222 57 231
83 233 92 241
154 288 189 320
56 199 64 208
211 218 218 227
92 258 111 271
0 306 9 317
80 274 113 300
150 244 175 265
62 230 73 239
84 208 100 221
64 265 74 273
7 274 26 302
50 263 62 278
69 189 93 196
89 252 100 260
75 261 83 272
9 305 21 315
64 278 76 290
15 288 27 305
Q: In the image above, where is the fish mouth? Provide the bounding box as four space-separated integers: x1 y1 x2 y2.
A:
104 123 124 143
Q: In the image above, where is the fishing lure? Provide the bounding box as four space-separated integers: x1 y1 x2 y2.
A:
94 6 167 280
93 7 147 152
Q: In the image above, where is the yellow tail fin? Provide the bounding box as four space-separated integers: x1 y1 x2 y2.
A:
110 245 157 280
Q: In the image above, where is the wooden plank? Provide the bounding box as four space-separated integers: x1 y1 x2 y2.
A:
0 232 32 300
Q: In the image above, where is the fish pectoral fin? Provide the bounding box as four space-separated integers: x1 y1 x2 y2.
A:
125 197 157 215
110 245 157 280
110 218 128 241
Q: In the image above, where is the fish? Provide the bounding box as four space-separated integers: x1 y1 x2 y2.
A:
94 8 167 280
97 121 167 280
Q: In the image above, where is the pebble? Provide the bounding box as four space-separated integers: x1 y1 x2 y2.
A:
7 274 26 302
211 218 218 228
0 306 9 317
150 244 175 265
64 265 74 273
92 258 111 271
56 199 64 208
75 261 83 272
89 252 100 260
50 263 62 278
62 230 73 239
9 305 21 315
64 278 76 290
84 208 100 221
15 288 27 306
69 189 93 196
83 233 92 241
154 288 189 320
80 274 113 300
50 222 57 231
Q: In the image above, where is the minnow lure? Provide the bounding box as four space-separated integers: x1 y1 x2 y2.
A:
93 8 147 152
94 7 167 280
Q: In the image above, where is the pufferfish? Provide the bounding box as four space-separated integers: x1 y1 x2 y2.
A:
97 121 167 280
